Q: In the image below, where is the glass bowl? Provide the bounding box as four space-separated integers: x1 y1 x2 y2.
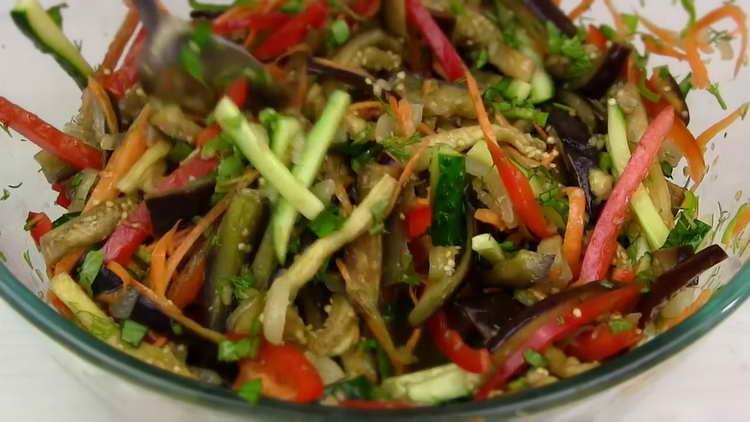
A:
1 0 748 419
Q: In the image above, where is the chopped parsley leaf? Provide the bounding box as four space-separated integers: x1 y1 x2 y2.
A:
522 349 547 368
229 274 256 301
607 318 634 334
308 208 345 238
237 379 263 404
121 319 148 347
546 22 593 79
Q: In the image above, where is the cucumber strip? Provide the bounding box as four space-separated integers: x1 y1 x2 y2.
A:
607 100 669 249
271 116 303 166
51 273 193 377
381 363 480 404
504 79 532 103
430 147 466 246
518 33 554 104
215 97 325 220
116 140 171 194
472 233 505 263
272 90 351 263
12 0 93 88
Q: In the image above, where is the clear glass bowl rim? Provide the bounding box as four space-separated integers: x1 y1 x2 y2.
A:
1 261 748 419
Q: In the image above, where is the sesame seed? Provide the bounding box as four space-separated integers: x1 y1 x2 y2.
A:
572 308 582 318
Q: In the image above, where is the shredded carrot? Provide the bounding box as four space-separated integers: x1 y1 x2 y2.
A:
417 122 434 136
87 77 119 133
52 248 85 276
292 61 309 111
387 94 412 137
533 124 549 141
550 0 561 6
148 332 170 348
409 197 430 210
99 8 140 74
108 261 225 344
163 193 233 287
168 227 193 255
48 291 74 319
243 29 258 49
642 35 687 61
403 327 422 357
148 224 179 297
684 4 748 88
465 70 553 239
669 119 706 183
696 103 749 148
398 98 416 136
603 0 626 38
639 16 681 48
568 0 594 21
661 289 714 331
562 187 585 279
474 208 506 231
730 206 750 239
87 104 152 211
349 101 384 115
392 134 431 207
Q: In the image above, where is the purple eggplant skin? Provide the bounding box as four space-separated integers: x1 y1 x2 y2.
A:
579 43 631 99
548 108 598 213
307 58 379 99
145 178 214 236
520 0 577 37
637 244 728 325
487 282 620 353
449 290 524 347
91 266 124 296
130 295 173 333
650 66 690 124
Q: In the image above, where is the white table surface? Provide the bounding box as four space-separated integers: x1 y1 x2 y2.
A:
0 298 749 421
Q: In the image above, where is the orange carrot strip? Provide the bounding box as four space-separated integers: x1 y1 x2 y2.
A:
87 104 152 211
148 224 179 297
684 4 748 88
87 77 119 133
639 16 681 47
731 206 750 239
474 208 506 231
100 8 140 73
397 98 415 136
661 289 714 331
465 71 553 239
642 35 687 60
669 119 706 183
696 103 749 148
108 262 225 344
163 193 232 287
568 0 594 21
562 187 586 279
603 0 626 38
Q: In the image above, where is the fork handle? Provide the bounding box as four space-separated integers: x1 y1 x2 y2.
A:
131 0 160 33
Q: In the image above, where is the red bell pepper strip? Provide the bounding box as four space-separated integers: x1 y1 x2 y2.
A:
405 0 465 81
101 28 146 98
576 106 674 285
101 154 219 265
338 399 415 409
610 267 635 283
350 0 382 18
167 243 209 308
405 204 432 240
586 24 608 52
26 212 53 247
212 11 292 34
476 283 640 399
428 310 491 374
565 322 642 362
51 182 72 209
102 202 153 264
234 341 324 403
253 1 328 60
197 77 249 147
0 97 105 171
464 73 554 239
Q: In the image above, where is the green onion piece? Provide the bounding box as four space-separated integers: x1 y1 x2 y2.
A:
308 208 345 238
218 337 257 362
522 349 548 368
327 19 350 48
78 249 104 295
121 320 148 347
237 379 263 404
607 318 634 334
